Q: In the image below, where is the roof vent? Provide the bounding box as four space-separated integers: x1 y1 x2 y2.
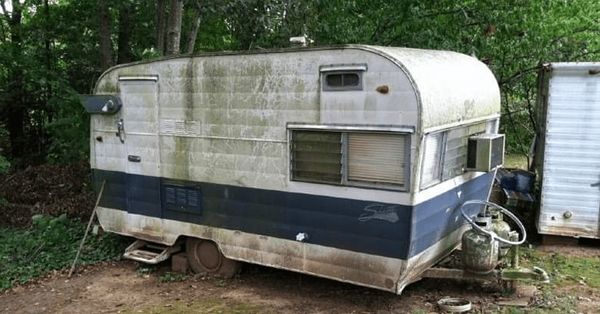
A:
289 36 311 47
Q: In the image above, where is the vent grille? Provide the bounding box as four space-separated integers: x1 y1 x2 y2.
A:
163 185 202 214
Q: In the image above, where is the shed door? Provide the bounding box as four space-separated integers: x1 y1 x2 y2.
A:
119 77 162 218
540 71 600 238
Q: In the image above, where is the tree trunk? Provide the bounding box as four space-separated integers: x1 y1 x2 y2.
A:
156 0 167 55
185 7 201 54
98 0 113 70
117 2 133 64
7 0 25 159
165 0 183 55
44 0 53 123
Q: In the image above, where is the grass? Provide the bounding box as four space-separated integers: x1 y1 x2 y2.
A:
491 293 578 314
504 153 529 170
486 246 600 313
0 214 127 290
124 298 266 314
159 272 188 283
520 247 600 288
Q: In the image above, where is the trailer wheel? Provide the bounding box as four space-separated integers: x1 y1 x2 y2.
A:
186 238 240 278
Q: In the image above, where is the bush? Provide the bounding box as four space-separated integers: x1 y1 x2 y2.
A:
46 93 90 164
0 154 9 174
0 214 127 290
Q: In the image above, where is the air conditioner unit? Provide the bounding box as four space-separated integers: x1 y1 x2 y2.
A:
467 134 505 171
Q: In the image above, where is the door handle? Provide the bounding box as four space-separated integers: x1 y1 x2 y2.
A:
592 181 600 187
128 155 141 162
116 119 125 143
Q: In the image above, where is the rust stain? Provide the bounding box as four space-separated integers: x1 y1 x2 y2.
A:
130 231 165 243
375 85 389 94
540 225 599 239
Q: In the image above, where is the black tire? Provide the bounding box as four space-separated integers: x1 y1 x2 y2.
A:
186 238 240 278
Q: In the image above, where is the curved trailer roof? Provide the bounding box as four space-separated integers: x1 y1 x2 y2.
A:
371 46 500 131
96 45 501 132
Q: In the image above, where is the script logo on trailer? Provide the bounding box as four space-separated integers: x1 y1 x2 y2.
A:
358 204 400 223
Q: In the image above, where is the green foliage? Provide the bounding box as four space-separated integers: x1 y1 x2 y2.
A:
46 93 90 163
159 272 188 283
0 215 127 290
136 264 159 275
0 153 10 174
521 247 600 288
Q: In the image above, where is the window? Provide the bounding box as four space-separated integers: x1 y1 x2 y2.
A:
291 130 409 189
348 133 406 186
291 131 343 184
322 71 363 91
421 132 445 188
420 122 487 189
443 123 486 180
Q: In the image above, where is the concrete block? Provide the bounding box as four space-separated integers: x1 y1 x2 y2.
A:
171 252 189 273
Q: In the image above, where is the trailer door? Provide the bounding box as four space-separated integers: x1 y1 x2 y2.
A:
118 76 162 218
539 66 600 238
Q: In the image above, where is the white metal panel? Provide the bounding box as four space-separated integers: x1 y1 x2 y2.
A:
93 131 126 171
319 51 419 127
347 133 406 185
120 80 161 177
539 65 600 238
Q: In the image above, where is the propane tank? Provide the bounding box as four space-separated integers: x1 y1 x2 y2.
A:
462 215 499 274
491 212 511 257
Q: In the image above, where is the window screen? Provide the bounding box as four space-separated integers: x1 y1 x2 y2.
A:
322 72 362 91
348 133 406 186
291 131 342 184
291 130 408 189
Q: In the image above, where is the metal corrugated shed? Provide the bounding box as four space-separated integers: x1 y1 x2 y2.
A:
537 62 600 238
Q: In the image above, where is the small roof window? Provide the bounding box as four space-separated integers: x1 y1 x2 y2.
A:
320 64 366 91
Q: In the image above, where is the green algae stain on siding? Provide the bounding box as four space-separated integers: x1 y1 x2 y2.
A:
173 136 190 181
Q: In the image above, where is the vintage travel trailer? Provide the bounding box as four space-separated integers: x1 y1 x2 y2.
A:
83 45 504 294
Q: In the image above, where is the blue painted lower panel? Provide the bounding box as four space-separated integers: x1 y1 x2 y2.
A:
92 169 493 260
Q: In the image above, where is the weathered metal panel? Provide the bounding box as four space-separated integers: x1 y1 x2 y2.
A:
373 46 501 131
94 48 420 194
538 62 600 238
96 206 407 292
119 80 161 178
92 46 502 197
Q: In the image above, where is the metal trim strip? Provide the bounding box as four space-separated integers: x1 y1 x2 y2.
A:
287 123 415 134
118 75 159 82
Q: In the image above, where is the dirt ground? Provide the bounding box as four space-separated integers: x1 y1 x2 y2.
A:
1 245 599 314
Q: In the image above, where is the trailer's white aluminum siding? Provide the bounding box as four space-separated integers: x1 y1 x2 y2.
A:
538 62 600 238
